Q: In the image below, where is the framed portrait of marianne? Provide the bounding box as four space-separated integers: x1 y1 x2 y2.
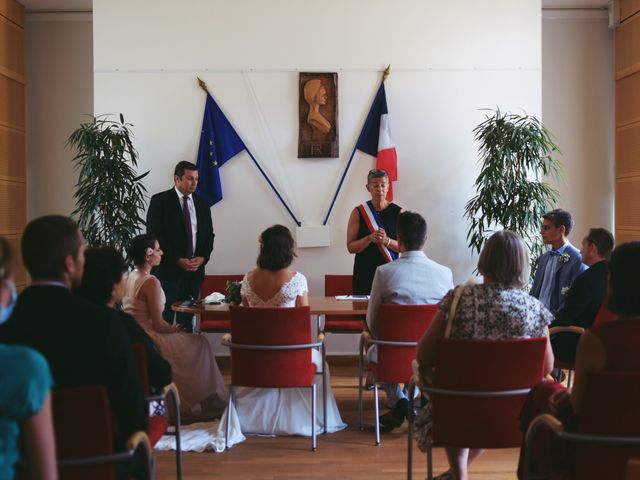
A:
298 72 338 158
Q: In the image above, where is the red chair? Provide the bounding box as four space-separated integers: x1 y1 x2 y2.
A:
358 304 438 445
223 305 324 451
407 337 547 480
593 301 617 327
523 371 640 480
323 274 367 334
198 274 244 333
131 344 182 480
52 386 152 480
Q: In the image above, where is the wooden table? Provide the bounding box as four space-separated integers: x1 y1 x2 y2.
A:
172 296 368 316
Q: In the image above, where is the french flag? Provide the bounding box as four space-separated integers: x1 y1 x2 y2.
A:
355 83 398 200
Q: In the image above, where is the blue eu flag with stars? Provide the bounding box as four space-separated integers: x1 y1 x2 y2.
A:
196 93 247 206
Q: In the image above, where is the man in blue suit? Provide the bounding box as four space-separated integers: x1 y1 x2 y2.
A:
530 209 587 315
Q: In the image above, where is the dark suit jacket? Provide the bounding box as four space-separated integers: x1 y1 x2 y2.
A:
530 242 587 314
115 309 172 392
146 187 214 282
0 285 148 446
551 260 608 329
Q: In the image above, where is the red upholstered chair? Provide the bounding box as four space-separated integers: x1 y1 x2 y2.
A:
52 386 152 480
523 371 640 480
223 305 324 451
407 337 547 480
357 304 438 445
198 274 244 333
323 274 366 334
131 344 182 480
593 302 617 327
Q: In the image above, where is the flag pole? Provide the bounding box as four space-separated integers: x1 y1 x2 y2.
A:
195 77 301 227
321 65 391 226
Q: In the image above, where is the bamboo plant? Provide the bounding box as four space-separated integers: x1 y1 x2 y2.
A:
67 114 149 254
464 109 562 274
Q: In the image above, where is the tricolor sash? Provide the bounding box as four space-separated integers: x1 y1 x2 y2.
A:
357 201 398 264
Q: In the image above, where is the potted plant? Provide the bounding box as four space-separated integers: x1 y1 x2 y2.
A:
464 109 562 275
67 114 149 254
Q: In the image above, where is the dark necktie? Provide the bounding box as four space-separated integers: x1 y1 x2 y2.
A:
183 195 193 258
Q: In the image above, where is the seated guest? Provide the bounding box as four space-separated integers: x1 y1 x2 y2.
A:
77 246 172 392
0 344 57 480
518 241 640 479
415 230 554 480
124 234 226 419
0 236 57 480
366 211 453 429
550 228 614 364
0 216 147 451
216 225 346 450
530 209 587 315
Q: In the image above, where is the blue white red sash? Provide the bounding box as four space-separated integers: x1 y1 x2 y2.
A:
357 201 398 263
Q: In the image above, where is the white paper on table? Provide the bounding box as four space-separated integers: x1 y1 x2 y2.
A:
335 295 369 300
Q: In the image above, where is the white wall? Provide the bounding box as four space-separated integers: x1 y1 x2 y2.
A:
542 9 615 238
26 13 93 220
91 0 541 354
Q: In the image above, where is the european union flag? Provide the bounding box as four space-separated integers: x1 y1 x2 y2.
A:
196 93 247 206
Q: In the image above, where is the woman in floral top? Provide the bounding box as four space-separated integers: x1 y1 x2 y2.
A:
415 230 554 480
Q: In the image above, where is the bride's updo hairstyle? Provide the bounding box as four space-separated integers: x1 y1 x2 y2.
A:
257 224 297 271
128 233 157 268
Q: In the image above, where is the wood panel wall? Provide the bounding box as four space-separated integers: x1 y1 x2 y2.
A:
0 0 26 288
616 0 640 244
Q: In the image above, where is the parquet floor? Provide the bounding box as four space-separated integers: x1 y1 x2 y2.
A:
155 364 520 479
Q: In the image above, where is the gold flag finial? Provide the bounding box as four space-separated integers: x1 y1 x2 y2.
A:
197 76 209 94
382 65 391 82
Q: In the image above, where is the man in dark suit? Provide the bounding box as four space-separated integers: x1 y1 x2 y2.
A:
146 161 214 330
550 227 614 363
530 209 587 315
0 216 147 451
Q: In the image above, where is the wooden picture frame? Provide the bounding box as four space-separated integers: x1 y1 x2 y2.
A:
298 72 338 158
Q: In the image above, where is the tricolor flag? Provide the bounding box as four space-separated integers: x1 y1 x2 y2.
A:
354 83 398 200
196 93 247 206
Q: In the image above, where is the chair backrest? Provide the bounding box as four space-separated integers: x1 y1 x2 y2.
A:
575 371 640 479
52 386 116 480
228 305 315 388
131 344 150 396
324 274 353 296
376 304 438 382
431 337 547 448
592 302 617 327
200 274 244 298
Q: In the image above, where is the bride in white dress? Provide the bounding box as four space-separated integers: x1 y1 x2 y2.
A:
217 225 346 450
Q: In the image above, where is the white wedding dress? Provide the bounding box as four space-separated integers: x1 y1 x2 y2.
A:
214 271 346 450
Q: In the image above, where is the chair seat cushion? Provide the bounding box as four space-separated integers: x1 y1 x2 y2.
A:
324 317 365 333
147 416 169 446
199 319 231 331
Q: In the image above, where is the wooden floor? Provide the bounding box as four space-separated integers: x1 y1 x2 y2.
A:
155 365 520 479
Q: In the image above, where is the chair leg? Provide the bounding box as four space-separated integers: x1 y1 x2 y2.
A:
374 383 380 446
427 441 433 480
170 392 182 480
407 380 415 480
321 341 327 434
567 369 573 389
311 384 317 451
358 346 364 430
225 387 234 450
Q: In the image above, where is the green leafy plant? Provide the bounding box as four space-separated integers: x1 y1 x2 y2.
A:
225 280 242 306
464 109 562 274
67 114 149 254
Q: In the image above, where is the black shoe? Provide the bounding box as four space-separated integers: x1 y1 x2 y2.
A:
379 398 408 430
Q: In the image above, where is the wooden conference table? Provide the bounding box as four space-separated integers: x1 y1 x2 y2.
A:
172 296 368 317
